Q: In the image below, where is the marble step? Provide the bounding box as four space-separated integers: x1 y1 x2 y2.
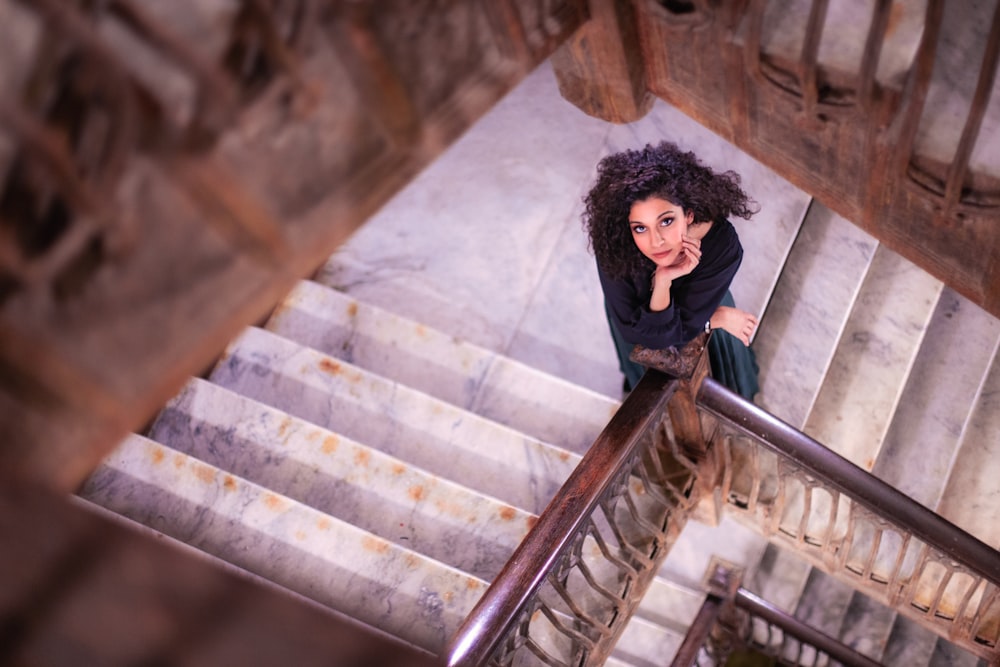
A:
633 577 706 634
837 590 897 661
77 433 487 654
610 614 684 667
802 243 944 471
754 201 879 428
871 287 1000 510
265 279 619 455
657 514 770 591
791 568 858 661
744 542 813 614
929 638 991 667
935 346 1000 551
207 325 581 516
147 377 534 581
882 613 945 667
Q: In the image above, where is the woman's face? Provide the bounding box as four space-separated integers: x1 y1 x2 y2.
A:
628 197 693 268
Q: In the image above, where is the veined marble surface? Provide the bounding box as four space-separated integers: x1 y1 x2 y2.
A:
267 279 619 454
873 288 1000 509
148 377 534 580
803 245 943 470
79 434 486 653
209 326 581 515
936 349 1000 549
755 203 879 428
745 543 814 613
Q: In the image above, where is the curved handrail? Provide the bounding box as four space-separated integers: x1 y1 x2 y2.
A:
732 588 882 667
443 370 678 667
697 377 1000 586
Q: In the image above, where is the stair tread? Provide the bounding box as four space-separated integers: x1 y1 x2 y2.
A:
936 348 1000 549
209 326 581 515
745 542 813 614
803 244 944 470
633 577 706 632
754 203 879 428
149 377 534 581
266 279 619 454
872 287 1000 509
838 589 898 661
611 613 685 667
882 613 941 667
658 515 769 589
79 433 486 654
793 568 855 640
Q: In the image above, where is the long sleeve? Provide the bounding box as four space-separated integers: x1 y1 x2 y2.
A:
600 219 743 349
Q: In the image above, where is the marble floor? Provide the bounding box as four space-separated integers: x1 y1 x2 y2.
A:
318 59 810 400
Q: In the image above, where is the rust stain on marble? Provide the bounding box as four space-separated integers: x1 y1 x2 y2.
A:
408 485 426 502
354 448 370 467
317 517 332 531
498 506 516 521
362 535 390 554
278 416 293 439
223 475 237 492
322 434 339 454
194 463 216 485
264 493 287 512
347 302 358 317
150 446 165 465
319 358 342 375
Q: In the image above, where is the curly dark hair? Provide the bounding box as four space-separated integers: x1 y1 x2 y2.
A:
584 141 758 280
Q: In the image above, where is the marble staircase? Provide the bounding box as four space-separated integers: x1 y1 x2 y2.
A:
76 60 999 665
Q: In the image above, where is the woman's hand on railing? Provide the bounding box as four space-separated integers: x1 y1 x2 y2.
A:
710 306 758 346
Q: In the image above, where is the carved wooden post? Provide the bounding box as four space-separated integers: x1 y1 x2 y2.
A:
550 0 654 123
631 331 724 525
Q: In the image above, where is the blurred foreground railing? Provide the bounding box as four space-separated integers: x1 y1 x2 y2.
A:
698 378 1000 662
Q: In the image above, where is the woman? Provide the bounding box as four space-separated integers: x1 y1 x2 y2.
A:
584 141 760 399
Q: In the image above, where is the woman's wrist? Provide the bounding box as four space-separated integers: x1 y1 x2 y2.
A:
649 277 672 312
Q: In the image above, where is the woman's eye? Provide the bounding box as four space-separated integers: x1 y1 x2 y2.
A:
632 225 646 233
660 218 673 227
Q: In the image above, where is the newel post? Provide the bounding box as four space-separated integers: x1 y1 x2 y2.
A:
630 331 724 524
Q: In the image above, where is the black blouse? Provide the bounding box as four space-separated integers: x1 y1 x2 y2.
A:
599 219 743 349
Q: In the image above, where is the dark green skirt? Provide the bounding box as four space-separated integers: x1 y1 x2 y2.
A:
607 291 760 400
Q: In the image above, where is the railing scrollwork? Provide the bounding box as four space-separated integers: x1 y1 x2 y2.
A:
444 336 712 666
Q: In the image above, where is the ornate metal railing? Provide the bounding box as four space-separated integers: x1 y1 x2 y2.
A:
673 564 881 667
698 377 1000 662
444 337 714 666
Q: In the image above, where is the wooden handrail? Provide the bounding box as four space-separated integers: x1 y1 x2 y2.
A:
443 370 678 667
733 588 882 667
697 377 1000 587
